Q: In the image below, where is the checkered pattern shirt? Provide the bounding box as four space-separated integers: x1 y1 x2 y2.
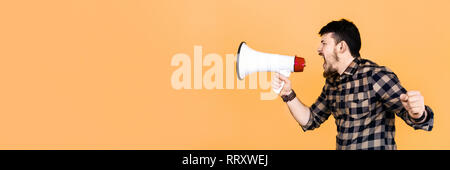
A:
301 57 434 150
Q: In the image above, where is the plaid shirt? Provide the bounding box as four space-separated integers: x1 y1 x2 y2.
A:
301 57 434 150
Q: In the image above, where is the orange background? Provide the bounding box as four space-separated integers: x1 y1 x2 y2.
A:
0 0 449 149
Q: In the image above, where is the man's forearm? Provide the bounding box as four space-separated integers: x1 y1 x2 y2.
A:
286 97 311 126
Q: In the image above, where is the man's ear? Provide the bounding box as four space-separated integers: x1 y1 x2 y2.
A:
338 41 347 54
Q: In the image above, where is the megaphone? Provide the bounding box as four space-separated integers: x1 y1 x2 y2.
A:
236 41 305 94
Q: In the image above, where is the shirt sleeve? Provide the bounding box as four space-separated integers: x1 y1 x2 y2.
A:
301 85 332 132
370 70 434 131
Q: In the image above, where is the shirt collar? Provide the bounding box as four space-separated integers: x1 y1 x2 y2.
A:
326 57 361 86
342 57 360 76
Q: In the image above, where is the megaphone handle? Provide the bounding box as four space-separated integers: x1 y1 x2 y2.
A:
273 70 291 94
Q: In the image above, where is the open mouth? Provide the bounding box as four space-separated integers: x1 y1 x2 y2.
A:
318 53 327 69
322 57 326 69
319 53 325 69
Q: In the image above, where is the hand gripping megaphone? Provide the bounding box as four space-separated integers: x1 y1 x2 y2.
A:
236 41 305 94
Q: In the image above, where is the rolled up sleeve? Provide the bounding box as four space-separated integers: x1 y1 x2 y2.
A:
371 70 434 131
301 85 332 132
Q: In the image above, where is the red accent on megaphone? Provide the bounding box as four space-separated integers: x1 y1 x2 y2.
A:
294 56 305 72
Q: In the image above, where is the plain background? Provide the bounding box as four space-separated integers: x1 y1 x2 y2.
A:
0 0 449 149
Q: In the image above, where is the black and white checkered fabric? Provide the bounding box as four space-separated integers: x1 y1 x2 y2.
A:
301 57 434 150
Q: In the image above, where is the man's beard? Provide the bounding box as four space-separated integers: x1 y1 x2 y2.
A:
322 53 339 79
323 67 339 79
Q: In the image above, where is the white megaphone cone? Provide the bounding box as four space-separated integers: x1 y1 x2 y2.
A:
236 41 305 94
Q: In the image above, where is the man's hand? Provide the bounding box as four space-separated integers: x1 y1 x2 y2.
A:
400 91 426 119
271 73 292 96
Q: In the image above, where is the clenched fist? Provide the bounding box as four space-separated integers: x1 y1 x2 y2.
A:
400 91 426 119
271 73 293 96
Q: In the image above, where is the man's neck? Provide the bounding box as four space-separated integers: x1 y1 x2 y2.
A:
337 55 356 75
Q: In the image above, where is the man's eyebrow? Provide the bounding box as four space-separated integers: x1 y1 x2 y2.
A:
321 40 325 43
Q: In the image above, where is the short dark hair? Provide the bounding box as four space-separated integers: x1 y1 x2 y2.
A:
319 19 361 57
